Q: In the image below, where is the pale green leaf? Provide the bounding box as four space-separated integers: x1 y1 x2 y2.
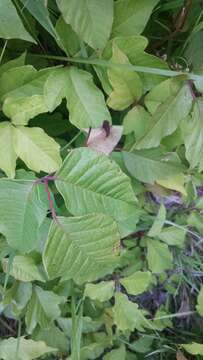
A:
157 174 186 195
196 286 203 316
158 227 186 248
0 122 16 178
13 126 61 173
57 0 113 50
103 346 126 360
26 286 63 333
0 337 56 360
55 147 139 232
182 343 203 355
0 0 35 42
113 292 147 332
136 82 193 149
84 281 115 302
148 204 166 237
112 0 160 37
19 0 57 39
0 180 47 253
0 53 26 78
107 43 142 110
123 105 151 136
145 78 177 114
147 239 173 273
33 325 69 353
120 271 152 295
2 255 45 282
123 148 184 184
43 214 120 284
3 282 32 318
55 16 80 56
182 100 203 171
44 67 111 129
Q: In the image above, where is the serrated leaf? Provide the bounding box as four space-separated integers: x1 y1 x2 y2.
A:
0 122 16 178
112 0 160 37
26 286 63 333
182 342 203 355
44 67 111 129
113 292 147 332
196 286 203 316
148 204 166 237
120 271 152 295
57 0 113 50
84 281 115 302
43 214 120 284
182 100 203 171
123 148 184 184
55 147 139 232
2 255 45 282
0 0 35 43
0 337 56 360
0 180 47 253
13 126 61 173
107 44 142 110
136 82 193 149
147 239 173 273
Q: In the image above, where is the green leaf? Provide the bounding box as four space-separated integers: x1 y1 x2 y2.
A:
19 0 58 40
0 122 16 178
103 346 126 360
33 325 69 353
182 100 203 171
145 78 176 114
107 43 142 110
135 82 193 149
147 239 173 273
2 255 45 282
44 67 111 129
123 148 184 184
0 180 47 253
158 227 186 248
182 342 203 355
43 214 120 284
0 0 35 42
55 16 80 56
57 0 113 50
120 271 152 295
196 286 203 316
112 0 160 37
13 126 61 173
113 292 148 332
0 337 56 360
3 282 32 318
55 147 139 233
25 286 63 333
1 67 52 125
84 281 115 302
0 53 26 78
148 204 166 237
123 105 151 136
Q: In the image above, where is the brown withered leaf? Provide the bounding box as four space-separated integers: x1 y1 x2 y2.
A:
176 350 188 360
85 125 123 155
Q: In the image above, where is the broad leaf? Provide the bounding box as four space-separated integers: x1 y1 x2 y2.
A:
84 281 115 302
55 147 139 232
158 227 186 248
0 180 47 253
182 100 203 171
147 239 173 273
26 286 63 333
196 286 203 316
2 255 45 282
3 282 32 318
123 105 151 137
120 271 152 295
43 214 120 284
0 0 35 42
112 0 160 37
148 204 166 237
0 337 56 360
136 82 193 149
44 67 111 129
13 126 61 173
55 16 80 56
57 0 113 50
113 292 147 332
0 122 16 178
182 343 203 355
123 148 184 184
0 53 26 78
107 44 142 110
104 346 126 360
157 174 186 195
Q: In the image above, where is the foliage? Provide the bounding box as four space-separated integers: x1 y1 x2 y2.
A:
0 1 203 359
